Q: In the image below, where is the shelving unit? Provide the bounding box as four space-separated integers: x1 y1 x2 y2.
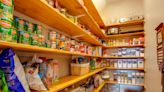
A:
100 20 145 91
58 0 105 37
14 0 102 45
83 0 105 27
107 20 144 27
48 68 105 92
105 32 145 38
0 0 146 92
104 44 144 49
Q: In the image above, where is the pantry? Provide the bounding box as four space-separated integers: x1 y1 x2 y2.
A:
0 0 162 92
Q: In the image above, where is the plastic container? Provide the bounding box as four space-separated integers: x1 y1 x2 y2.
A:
71 63 89 76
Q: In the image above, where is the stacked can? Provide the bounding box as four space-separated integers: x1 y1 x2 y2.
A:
0 0 14 41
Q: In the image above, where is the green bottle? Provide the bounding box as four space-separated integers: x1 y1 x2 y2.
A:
90 59 96 70
0 69 10 92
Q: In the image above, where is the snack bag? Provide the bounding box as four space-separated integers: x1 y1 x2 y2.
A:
0 48 28 92
25 64 47 91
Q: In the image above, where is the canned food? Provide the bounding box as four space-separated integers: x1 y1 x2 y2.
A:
49 31 56 41
51 41 56 49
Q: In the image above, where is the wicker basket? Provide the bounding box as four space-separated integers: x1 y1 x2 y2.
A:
71 63 90 76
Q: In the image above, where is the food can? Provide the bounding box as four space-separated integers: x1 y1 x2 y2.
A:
45 40 51 48
11 27 18 42
32 31 38 46
21 31 30 44
49 31 56 41
0 2 13 21
0 0 13 6
51 41 56 49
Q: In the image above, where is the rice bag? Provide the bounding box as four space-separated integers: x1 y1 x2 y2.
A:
0 69 10 92
0 48 27 92
25 56 48 91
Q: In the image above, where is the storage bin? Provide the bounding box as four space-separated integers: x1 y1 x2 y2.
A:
71 63 90 76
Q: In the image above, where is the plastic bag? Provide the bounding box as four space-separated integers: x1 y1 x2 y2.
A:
25 55 48 91
0 48 27 92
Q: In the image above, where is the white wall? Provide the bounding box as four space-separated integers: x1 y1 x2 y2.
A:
144 0 164 92
100 0 144 25
92 0 106 14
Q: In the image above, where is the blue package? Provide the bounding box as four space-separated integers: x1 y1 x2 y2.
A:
0 48 25 92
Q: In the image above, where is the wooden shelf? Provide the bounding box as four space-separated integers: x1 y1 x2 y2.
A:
107 20 144 27
106 67 144 70
83 0 105 27
94 81 144 92
104 44 144 49
103 56 144 59
0 41 102 57
48 68 105 92
94 81 106 92
106 81 144 87
58 0 105 37
105 32 145 38
14 0 102 45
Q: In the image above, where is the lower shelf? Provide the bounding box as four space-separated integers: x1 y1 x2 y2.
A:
94 81 106 92
94 81 144 92
48 68 105 92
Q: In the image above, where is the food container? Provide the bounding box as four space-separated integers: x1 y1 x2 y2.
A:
71 63 89 76
49 31 56 41
107 27 119 35
119 18 130 23
45 40 51 48
21 31 30 44
12 27 18 42
51 41 56 49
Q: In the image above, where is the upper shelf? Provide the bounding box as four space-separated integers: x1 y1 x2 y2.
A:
107 20 144 27
0 41 102 58
58 0 105 37
104 44 145 49
14 0 102 45
83 0 105 27
105 32 145 38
